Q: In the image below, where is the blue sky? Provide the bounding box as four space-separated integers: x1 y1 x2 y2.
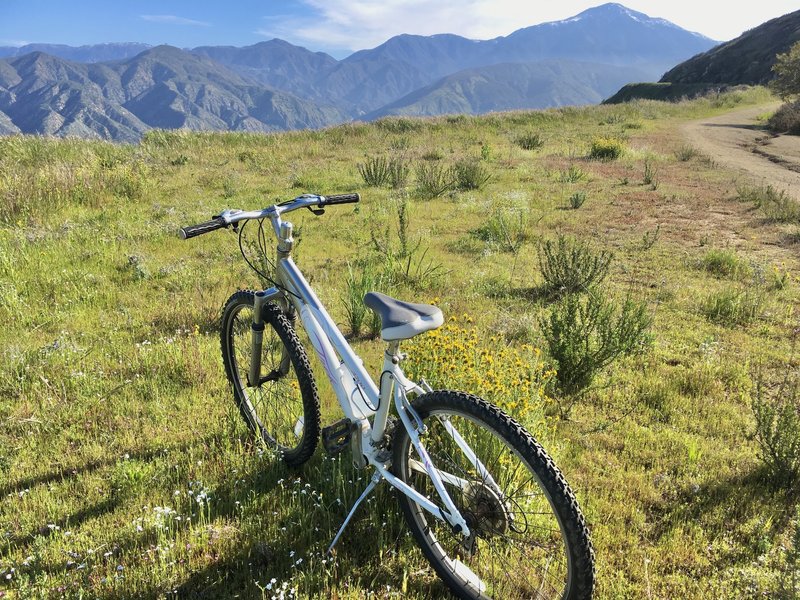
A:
1 1 797 58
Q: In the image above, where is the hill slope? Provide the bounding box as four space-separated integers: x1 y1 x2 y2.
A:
0 46 345 141
660 9 800 85
368 60 652 118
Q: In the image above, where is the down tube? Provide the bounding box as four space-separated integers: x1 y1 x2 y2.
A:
277 257 380 405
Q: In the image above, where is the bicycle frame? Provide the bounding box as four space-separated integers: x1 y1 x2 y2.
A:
241 207 481 541
183 194 594 595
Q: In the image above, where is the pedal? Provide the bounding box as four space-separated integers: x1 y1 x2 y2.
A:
321 418 354 455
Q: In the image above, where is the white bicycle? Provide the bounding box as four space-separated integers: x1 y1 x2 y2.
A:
181 193 595 599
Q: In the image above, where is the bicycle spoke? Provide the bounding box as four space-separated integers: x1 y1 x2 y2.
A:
395 397 578 599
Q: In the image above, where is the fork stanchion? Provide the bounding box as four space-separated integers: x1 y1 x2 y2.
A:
248 291 268 387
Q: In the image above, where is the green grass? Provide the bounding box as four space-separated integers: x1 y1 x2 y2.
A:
1 86 799 598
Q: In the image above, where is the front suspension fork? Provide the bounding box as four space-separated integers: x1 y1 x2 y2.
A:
248 290 268 386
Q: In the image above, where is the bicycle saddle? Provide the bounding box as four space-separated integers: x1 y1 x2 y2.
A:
363 292 444 341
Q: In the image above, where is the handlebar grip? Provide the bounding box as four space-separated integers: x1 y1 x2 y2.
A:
179 217 227 240
321 193 360 206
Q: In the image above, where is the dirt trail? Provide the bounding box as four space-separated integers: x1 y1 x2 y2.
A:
680 102 800 199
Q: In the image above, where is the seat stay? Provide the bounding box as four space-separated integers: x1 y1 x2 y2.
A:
438 414 503 496
392 383 472 537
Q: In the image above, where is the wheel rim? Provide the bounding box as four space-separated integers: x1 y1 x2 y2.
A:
227 302 306 452
401 409 572 599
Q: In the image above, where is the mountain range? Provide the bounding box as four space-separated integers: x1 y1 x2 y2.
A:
604 8 800 103
0 3 718 142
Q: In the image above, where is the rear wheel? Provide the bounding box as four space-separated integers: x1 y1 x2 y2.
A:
392 391 594 599
220 291 320 466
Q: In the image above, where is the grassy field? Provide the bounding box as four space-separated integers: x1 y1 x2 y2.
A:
2 86 800 599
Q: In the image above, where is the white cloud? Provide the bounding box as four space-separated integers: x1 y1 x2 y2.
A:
257 0 800 53
140 15 211 27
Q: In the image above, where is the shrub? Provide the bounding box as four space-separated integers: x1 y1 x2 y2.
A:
421 149 444 161
769 41 800 101
737 183 800 223
388 158 410 189
675 144 699 161
589 137 625 160
538 235 613 296
640 225 660 250
762 193 800 224
515 132 545 151
701 287 764 326
768 100 800 135
452 159 491 191
643 157 658 188
568 191 586 210
752 369 800 485
358 156 409 188
375 117 420 133
540 291 652 400
471 207 530 253
341 262 380 337
699 249 751 280
414 161 454 199
559 165 587 183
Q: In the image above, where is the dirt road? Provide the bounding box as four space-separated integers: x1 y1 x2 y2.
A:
680 103 800 199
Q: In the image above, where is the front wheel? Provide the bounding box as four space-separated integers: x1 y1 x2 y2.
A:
392 391 594 599
220 291 320 467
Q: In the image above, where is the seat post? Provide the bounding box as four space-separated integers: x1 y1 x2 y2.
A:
386 340 401 362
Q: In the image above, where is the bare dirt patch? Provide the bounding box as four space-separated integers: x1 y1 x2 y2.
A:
680 103 800 199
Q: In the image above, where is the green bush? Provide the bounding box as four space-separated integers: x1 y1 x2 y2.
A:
752 370 800 485
675 144 699 161
358 156 409 188
414 161 454 199
769 41 800 101
341 262 387 338
559 165 586 183
699 249 751 280
452 159 491 191
540 291 652 400
737 183 800 223
589 137 625 160
702 287 764 326
375 117 420 133
643 157 658 188
538 235 613 296
471 207 530 253
568 191 587 210
767 100 800 135
515 132 545 150
421 149 444 161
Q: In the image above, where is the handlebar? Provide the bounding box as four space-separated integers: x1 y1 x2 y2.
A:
179 192 360 240
320 193 360 206
179 217 227 240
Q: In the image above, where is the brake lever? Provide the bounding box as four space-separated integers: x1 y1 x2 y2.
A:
306 206 325 216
